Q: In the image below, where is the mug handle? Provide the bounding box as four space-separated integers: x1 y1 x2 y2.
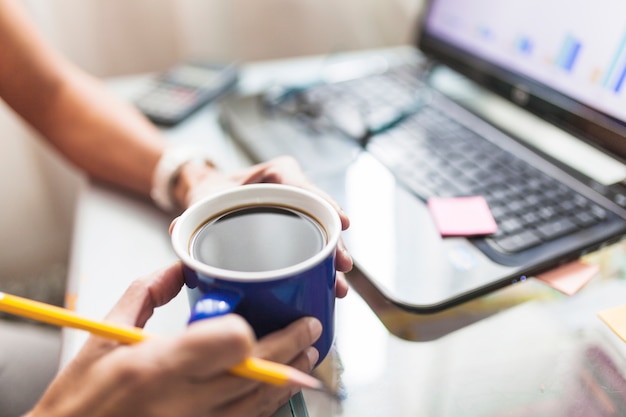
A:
188 288 243 324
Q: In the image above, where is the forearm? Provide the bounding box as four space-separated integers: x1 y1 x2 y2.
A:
34 68 167 197
0 0 166 198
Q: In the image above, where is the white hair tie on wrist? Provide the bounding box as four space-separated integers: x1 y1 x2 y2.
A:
150 146 215 213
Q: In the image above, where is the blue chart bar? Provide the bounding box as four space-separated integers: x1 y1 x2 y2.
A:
556 34 581 71
614 63 626 93
603 31 626 93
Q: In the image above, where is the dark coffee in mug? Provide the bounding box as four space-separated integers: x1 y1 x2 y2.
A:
190 205 327 273
173 184 341 365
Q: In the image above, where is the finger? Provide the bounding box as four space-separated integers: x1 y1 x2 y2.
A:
105 262 185 327
168 217 179 235
213 348 317 417
335 238 353 273
253 317 322 365
190 340 319 407
213 384 296 417
233 156 351 230
178 349 313 415
266 157 350 230
335 272 349 299
169 314 255 378
176 324 320 412
146 316 264 411
297 182 350 231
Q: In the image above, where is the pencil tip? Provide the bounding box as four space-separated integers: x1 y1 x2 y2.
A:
289 370 325 390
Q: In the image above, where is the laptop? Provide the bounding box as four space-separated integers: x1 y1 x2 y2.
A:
218 0 626 312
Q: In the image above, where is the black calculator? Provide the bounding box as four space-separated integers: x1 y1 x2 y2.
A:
134 62 239 126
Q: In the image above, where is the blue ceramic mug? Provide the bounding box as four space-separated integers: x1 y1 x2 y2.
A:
171 184 341 365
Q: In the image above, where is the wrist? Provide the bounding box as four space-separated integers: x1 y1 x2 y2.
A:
171 159 221 210
150 146 217 213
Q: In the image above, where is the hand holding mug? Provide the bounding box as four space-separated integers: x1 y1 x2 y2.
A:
171 184 345 365
26 264 321 417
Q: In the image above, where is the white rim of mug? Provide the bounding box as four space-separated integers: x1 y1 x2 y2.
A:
171 184 342 282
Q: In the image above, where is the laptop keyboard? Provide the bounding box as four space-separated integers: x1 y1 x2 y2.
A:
276 63 426 141
272 64 610 254
367 106 608 253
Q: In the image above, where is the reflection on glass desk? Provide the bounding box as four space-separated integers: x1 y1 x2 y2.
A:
304 242 626 416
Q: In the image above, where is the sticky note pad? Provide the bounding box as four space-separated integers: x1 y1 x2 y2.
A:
427 196 498 237
535 260 599 296
599 304 626 343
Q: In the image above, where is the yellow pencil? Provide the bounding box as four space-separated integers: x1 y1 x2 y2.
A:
0 291 323 390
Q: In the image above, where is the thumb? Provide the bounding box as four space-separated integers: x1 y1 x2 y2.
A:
105 262 186 328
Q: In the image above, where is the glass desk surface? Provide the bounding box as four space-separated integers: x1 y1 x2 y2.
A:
302 242 626 417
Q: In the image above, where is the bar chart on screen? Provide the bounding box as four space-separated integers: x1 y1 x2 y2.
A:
427 0 626 121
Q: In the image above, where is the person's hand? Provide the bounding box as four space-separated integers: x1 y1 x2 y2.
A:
173 155 352 298
26 263 322 417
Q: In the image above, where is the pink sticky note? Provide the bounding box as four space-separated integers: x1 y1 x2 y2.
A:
427 196 498 237
536 260 599 296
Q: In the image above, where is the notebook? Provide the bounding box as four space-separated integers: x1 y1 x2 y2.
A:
218 0 626 312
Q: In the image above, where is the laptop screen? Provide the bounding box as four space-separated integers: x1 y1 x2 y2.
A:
419 0 626 159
